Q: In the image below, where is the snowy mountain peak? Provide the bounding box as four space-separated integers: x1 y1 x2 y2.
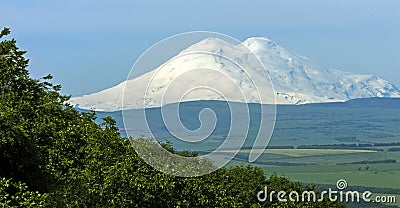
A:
69 36 400 111
179 36 246 58
244 37 279 49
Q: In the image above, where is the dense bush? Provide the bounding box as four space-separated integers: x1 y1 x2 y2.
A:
0 178 47 207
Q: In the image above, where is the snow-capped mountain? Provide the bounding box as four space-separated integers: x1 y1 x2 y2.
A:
69 37 400 111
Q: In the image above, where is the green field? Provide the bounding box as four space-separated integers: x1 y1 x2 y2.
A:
224 146 400 207
226 148 400 188
219 148 377 157
260 163 400 189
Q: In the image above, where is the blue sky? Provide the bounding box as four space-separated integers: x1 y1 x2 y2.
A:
1 0 399 96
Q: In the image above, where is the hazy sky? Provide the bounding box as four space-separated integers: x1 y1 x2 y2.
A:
1 0 399 96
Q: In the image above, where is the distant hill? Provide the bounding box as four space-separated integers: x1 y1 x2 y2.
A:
306 97 400 108
75 97 400 152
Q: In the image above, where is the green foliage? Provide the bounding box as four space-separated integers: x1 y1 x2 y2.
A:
0 27 345 207
129 138 215 177
0 177 47 207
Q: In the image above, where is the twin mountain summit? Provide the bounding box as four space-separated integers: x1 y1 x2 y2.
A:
69 37 400 112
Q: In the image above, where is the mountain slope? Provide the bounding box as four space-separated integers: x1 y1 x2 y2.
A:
69 37 400 111
243 37 400 104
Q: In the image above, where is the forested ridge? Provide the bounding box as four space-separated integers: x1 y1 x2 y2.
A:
0 27 344 207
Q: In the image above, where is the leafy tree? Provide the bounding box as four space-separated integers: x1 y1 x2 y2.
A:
0 178 47 207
